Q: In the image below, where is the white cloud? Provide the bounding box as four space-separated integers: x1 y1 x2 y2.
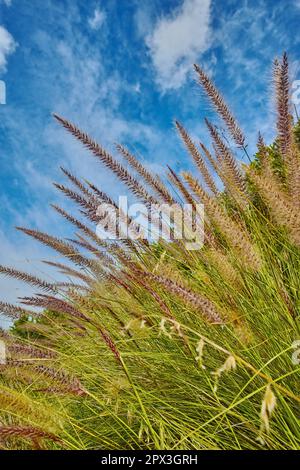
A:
0 25 16 72
88 7 106 30
1 0 13 6
147 0 211 90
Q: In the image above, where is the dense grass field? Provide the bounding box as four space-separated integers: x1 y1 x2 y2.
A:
0 53 299 450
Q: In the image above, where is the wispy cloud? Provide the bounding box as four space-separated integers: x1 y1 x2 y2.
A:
146 0 212 91
88 7 106 30
1 0 13 7
0 25 16 72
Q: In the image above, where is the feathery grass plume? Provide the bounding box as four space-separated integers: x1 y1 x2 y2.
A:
274 54 300 205
212 355 236 392
0 426 60 446
203 248 240 287
85 179 144 242
42 260 92 285
248 168 300 246
96 326 121 362
0 301 39 320
257 384 277 444
116 144 175 204
53 183 99 217
175 121 218 195
195 338 206 369
205 119 246 194
60 167 95 199
135 270 223 323
31 365 86 396
20 294 90 322
257 132 266 152
213 354 236 379
194 63 246 148
16 226 98 272
167 165 195 207
256 132 270 172
53 114 157 206
62 169 139 234
54 183 139 250
288 143 300 207
51 204 108 249
0 384 62 431
7 342 56 359
126 271 175 321
85 180 118 207
21 294 120 362
212 143 249 208
275 53 292 160
68 235 112 266
167 165 215 246
54 282 89 293
199 142 221 180
0 265 56 293
183 172 261 270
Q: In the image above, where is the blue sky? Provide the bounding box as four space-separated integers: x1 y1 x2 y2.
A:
0 0 300 315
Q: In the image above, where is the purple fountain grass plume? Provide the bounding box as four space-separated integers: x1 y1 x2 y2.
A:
53 114 157 206
175 121 218 195
30 365 87 396
198 140 245 208
133 269 223 324
53 183 99 216
60 167 94 200
51 204 108 250
20 294 121 362
205 119 246 195
167 165 196 207
199 142 221 178
84 180 145 243
275 53 292 161
248 168 300 246
16 226 98 272
194 63 246 149
20 294 90 322
0 301 40 320
167 166 216 247
0 426 60 444
116 144 175 204
272 53 300 205
125 271 175 321
54 281 90 293
0 265 56 292
7 342 56 359
69 234 115 269
183 172 261 270
53 183 138 252
85 180 117 207
257 132 266 152
212 143 248 208
42 260 92 284
273 54 300 205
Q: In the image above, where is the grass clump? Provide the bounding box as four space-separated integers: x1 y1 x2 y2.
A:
0 53 300 450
